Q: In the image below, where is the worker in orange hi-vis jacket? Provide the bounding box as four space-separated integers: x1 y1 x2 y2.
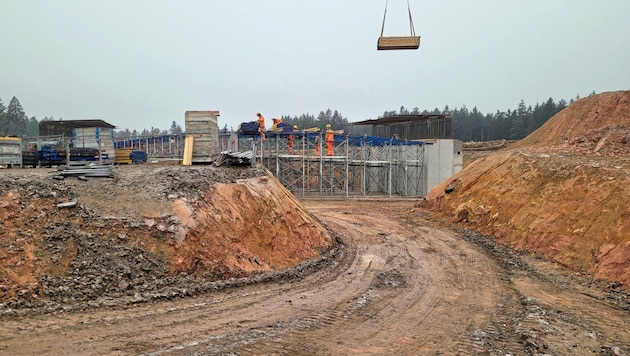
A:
325 123 335 156
271 117 282 131
256 112 266 141
288 125 298 154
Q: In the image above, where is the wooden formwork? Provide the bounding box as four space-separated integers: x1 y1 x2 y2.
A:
184 111 219 164
377 36 420 50
114 149 132 165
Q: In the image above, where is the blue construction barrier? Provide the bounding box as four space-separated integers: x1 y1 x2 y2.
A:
233 131 428 146
36 147 108 166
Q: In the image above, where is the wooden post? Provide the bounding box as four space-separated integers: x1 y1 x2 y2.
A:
183 136 194 166
66 139 70 168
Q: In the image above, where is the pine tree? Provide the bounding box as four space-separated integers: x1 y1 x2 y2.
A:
0 98 6 135
6 97 27 136
26 116 39 136
170 121 183 134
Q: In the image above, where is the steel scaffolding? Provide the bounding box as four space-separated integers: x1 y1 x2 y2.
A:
114 135 185 159
220 132 427 198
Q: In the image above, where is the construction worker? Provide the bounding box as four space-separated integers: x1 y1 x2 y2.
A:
325 123 335 156
256 112 266 141
271 117 282 131
288 125 298 154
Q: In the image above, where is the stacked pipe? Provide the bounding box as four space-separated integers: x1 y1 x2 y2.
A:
56 164 113 178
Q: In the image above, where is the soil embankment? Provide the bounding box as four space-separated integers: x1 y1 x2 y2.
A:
422 90 630 288
0 166 334 313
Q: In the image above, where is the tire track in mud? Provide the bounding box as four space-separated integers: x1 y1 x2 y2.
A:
0 201 512 355
168 202 514 355
2 200 628 355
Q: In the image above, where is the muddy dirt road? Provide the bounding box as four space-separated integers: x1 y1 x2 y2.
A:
1 200 629 355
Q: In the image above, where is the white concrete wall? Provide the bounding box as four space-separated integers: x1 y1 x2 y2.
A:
423 139 463 196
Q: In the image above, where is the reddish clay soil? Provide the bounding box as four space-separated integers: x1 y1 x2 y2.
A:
0 90 629 355
423 90 630 289
1 197 629 355
0 165 333 311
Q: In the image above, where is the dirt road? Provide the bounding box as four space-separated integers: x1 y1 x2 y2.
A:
1 199 628 355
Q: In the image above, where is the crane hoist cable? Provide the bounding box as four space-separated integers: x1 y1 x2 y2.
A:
377 0 421 50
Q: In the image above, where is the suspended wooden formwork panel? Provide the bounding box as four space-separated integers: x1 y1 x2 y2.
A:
377 36 420 50
377 0 420 51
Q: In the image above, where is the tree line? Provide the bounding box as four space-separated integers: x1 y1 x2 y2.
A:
0 97 40 137
1 93 592 142
389 97 571 142
274 94 585 142
380 93 595 141
115 121 183 139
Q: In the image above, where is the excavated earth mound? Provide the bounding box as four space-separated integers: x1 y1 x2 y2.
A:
421 90 630 289
0 165 335 316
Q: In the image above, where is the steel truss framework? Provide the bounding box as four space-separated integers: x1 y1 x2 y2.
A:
221 132 427 198
114 135 185 159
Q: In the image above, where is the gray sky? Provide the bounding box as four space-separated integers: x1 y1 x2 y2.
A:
1 1 629 133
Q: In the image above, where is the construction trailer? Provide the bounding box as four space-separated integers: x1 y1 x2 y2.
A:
0 136 23 168
219 131 462 198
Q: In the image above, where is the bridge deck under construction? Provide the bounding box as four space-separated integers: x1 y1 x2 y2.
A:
220 132 430 198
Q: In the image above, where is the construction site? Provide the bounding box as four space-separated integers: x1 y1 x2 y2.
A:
1 90 629 355
216 123 459 198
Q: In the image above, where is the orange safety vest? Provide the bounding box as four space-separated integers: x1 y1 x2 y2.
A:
325 128 334 142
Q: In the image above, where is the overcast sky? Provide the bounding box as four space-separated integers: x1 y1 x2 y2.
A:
1 1 629 132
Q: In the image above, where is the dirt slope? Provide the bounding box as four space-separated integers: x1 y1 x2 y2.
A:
0 165 334 311
421 90 630 289
512 90 630 154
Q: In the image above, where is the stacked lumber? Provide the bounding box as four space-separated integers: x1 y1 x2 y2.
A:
22 151 36 167
115 149 132 164
184 111 219 163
